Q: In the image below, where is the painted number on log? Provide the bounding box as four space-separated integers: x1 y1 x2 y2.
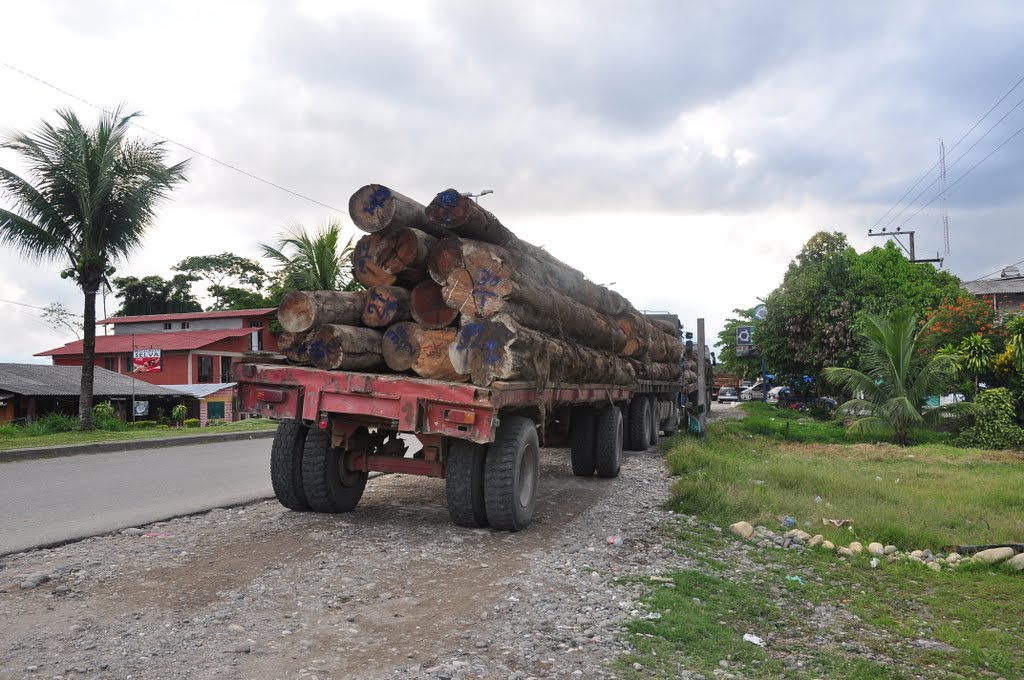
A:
457 322 500 365
473 268 501 312
386 324 415 354
366 289 397 321
353 239 371 275
364 185 391 214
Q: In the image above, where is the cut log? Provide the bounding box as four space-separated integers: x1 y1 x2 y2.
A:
278 330 314 365
352 228 435 287
382 322 466 381
410 279 460 329
361 285 412 328
627 359 683 383
449 314 635 387
348 184 452 239
278 290 367 333
616 311 683 363
647 318 680 337
427 236 465 285
307 324 385 371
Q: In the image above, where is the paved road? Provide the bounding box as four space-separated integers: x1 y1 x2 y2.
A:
0 439 272 555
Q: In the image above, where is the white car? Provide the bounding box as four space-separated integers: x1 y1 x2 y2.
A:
766 386 788 403
740 383 766 401
717 387 740 403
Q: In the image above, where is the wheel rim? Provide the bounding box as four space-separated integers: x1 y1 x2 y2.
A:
615 416 622 465
336 450 361 487
518 443 538 507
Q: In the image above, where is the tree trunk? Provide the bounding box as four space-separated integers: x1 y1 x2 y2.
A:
361 285 411 328
78 286 97 429
449 314 636 387
410 279 460 329
627 359 683 382
308 325 385 371
616 311 683 363
424 190 629 316
348 184 452 239
352 228 435 287
279 330 314 365
278 290 367 333
382 322 466 381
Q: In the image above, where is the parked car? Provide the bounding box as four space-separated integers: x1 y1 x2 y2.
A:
739 381 754 390
717 386 739 403
740 382 766 401
767 386 788 403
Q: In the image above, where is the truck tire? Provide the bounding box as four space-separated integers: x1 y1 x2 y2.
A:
648 396 659 443
446 439 489 527
595 404 622 478
628 398 651 451
270 420 310 511
484 416 540 531
570 408 596 477
301 428 368 513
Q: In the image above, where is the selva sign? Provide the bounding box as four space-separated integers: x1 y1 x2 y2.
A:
132 348 162 373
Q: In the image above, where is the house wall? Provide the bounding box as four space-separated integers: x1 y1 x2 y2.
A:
199 386 236 425
53 353 192 385
111 318 242 334
0 399 13 424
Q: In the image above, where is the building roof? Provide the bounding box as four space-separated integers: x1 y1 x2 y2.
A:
36 328 257 357
97 308 276 325
0 363 183 397
165 383 236 398
963 277 1024 295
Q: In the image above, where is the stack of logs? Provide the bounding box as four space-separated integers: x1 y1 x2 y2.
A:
275 184 684 388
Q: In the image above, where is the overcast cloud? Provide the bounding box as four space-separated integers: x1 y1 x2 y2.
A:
2 0 1023 362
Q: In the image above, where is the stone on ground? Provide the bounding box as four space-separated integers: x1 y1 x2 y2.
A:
867 542 884 556
729 521 754 540
973 547 1015 565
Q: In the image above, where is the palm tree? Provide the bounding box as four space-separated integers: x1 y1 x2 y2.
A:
957 333 994 398
0 107 189 428
260 220 360 293
1004 314 1024 372
823 310 972 445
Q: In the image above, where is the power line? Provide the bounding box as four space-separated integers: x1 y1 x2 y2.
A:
0 58 347 214
0 298 83 317
870 71 1024 231
963 257 1024 284
893 121 1024 231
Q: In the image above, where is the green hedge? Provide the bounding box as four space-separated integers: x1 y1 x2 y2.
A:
183 418 200 428
955 388 1024 450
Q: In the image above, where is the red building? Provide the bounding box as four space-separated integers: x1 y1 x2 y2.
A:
37 308 278 387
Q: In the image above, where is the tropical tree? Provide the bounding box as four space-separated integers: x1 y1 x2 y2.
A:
0 107 189 428
260 220 360 295
172 252 271 310
957 334 994 398
112 274 203 316
1004 314 1024 373
823 311 972 445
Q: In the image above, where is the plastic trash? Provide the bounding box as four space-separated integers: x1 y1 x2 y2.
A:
607 536 623 547
783 516 797 529
870 558 880 568
814 495 823 504
742 633 766 646
785 575 805 585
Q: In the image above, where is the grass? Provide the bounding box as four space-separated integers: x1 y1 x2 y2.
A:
0 418 276 452
619 422 1024 678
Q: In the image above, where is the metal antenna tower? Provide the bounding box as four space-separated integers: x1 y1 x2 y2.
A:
940 139 950 256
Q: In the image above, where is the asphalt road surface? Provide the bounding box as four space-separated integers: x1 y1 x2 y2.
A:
0 439 272 556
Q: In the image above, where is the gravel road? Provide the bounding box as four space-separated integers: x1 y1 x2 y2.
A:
0 442 683 680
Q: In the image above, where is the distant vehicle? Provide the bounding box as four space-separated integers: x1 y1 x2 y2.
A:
739 381 753 389
740 382 766 401
767 386 788 403
717 386 739 403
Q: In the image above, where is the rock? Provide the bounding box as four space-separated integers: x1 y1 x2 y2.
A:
806 534 824 548
927 562 941 572
233 643 251 653
122 528 146 537
837 547 855 559
884 545 897 555
451 536 464 545
20 573 50 589
729 521 754 540
974 547 1015 565
910 550 924 559
946 552 961 564
54 585 70 595
228 624 246 633
848 542 863 554
1005 553 1024 571
867 542 884 556
822 540 835 551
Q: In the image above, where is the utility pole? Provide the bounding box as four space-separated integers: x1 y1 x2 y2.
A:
866 228 942 265
697 318 707 438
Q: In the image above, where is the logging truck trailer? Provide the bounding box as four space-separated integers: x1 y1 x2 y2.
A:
236 362 681 531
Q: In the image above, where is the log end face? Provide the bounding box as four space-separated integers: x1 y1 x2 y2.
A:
349 184 396 233
426 188 472 228
411 279 460 329
382 322 418 371
277 291 316 333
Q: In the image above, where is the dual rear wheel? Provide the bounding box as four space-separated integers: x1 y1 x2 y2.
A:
270 421 368 514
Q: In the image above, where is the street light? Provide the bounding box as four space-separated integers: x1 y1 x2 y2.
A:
461 189 494 203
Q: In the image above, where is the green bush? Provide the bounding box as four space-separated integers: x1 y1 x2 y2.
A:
156 424 170 430
955 388 1024 450
92 401 127 431
171 404 188 424
129 420 158 429
183 418 200 428
205 419 227 427
36 412 78 433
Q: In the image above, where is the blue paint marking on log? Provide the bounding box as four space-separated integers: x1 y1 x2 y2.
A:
438 189 460 208
386 324 415 354
354 239 371 274
366 289 398 320
481 340 499 366
456 323 484 351
363 185 391 215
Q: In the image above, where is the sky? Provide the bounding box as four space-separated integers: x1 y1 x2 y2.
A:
2 0 1023 363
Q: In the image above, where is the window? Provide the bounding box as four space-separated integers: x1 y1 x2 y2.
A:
163 322 172 330
207 401 225 419
248 320 263 328
221 356 233 382
198 356 213 383
181 322 190 329
103 357 117 372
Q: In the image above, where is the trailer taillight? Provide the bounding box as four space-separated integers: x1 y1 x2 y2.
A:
318 414 329 429
443 409 476 425
254 389 285 403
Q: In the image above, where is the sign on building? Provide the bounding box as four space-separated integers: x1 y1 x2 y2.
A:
132 348 162 372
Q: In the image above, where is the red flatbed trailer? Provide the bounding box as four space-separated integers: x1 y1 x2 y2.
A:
235 359 681 531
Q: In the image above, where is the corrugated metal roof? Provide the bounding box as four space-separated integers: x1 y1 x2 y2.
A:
164 383 236 398
36 328 256 357
963 277 1024 295
97 308 275 324
0 364 184 397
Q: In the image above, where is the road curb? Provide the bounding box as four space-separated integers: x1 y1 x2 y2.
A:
0 429 277 463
